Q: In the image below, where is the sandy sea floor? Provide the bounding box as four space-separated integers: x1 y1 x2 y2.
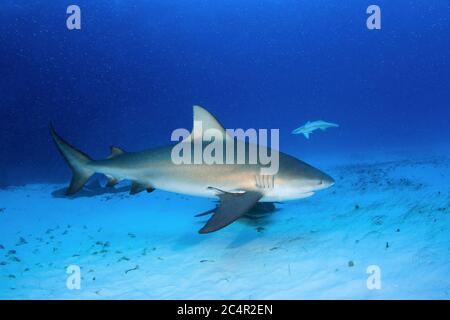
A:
1 147 449 299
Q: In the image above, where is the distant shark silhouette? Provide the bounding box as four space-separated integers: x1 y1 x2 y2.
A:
51 106 334 233
292 120 339 139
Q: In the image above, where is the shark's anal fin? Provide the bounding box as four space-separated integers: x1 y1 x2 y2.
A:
199 189 263 234
130 182 154 195
106 176 119 187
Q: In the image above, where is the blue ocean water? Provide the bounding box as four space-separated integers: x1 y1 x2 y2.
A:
1 0 449 185
0 1 450 299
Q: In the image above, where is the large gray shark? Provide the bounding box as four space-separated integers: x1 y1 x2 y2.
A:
292 120 339 139
51 106 334 233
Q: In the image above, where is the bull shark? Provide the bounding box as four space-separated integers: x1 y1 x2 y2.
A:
292 120 339 139
51 106 334 234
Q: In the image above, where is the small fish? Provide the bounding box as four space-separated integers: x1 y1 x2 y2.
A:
118 256 130 262
16 237 28 246
292 120 339 139
10 256 21 263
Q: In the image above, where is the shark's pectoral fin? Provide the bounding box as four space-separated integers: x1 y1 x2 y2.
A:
206 186 235 195
194 207 217 217
130 182 154 195
198 190 263 234
304 132 310 139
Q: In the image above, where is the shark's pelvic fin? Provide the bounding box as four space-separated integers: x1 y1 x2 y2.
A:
184 105 232 142
108 146 125 158
50 125 95 195
199 190 263 234
130 182 155 195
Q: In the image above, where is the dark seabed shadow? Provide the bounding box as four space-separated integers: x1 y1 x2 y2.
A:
172 202 281 250
51 179 129 199
227 203 280 249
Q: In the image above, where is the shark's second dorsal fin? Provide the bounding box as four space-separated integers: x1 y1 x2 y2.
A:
108 146 125 159
184 105 231 142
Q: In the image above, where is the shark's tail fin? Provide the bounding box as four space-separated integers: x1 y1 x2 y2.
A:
50 125 95 195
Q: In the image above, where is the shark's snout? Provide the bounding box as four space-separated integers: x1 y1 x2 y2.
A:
318 173 335 188
308 167 334 191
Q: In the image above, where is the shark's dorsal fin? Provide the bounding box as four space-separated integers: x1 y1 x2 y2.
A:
184 105 231 141
108 146 125 158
